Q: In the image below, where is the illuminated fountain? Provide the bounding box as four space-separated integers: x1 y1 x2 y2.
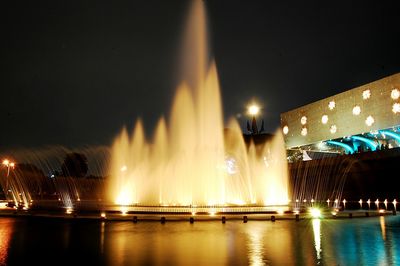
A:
0 159 30 209
108 0 289 212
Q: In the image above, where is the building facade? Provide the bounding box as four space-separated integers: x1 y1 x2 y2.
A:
281 73 400 155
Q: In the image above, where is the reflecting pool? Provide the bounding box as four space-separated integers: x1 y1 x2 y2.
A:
1 216 399 265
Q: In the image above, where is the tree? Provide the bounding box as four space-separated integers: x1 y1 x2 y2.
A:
61 152 88 178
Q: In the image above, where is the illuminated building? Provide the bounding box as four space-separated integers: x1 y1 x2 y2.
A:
281 73 400 158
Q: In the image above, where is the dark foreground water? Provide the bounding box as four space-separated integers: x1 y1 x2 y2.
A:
0 216 399 266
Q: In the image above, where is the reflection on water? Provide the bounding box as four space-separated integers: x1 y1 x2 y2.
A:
0 219 14 266
312 219 321 262
0 216 399 265
380 216 386 240
100 221 105 254
246 224 266 265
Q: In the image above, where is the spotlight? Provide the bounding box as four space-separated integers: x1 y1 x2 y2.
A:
310 208 321 218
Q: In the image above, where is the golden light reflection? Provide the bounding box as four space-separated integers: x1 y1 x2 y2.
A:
380 216 386 240
100 222 105 254
246 225 265 265
312 218 322 260
0 219 14 265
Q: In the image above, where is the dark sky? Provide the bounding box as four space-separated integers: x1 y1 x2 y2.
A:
1 0 400 149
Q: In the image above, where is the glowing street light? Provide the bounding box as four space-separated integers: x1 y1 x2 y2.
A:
248 104 260 116
2 159 16 197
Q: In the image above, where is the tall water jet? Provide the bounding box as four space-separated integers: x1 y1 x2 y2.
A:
108 0 289 209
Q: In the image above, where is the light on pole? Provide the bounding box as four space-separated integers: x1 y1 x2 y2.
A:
246 103 264 134
248 104 260 116
2 158 15 198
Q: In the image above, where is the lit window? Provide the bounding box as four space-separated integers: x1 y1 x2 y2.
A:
283 125 289 135
365 115 374 126
300 116 307 125
352 105 361 116
392 103 400 114
321 115 328 124
328 101 335 110
391 89 400 100
362 89 371 100
301 127 308 136
330 125 337 134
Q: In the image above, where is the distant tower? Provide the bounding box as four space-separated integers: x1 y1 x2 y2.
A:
251 117 258 134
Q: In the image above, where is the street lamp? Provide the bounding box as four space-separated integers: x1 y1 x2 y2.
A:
2 158 15 200
246 103 264 134
248 104 260 116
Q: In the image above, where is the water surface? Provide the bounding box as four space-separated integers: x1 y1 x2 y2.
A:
0 216 399 265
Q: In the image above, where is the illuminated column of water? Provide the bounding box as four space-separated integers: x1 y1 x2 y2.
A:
108 0 289 208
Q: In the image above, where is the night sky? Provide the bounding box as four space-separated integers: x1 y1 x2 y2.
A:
1 0 400 150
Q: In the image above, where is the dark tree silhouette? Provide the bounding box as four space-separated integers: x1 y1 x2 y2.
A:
61 152 88 178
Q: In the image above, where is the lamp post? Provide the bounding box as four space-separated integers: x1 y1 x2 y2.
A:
247 103 264 134
2 159 15 200
248 104 260 117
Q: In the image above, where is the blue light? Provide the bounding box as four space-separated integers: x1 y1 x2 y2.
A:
380 130 400 143
351 136 378 151
327 141 354 154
